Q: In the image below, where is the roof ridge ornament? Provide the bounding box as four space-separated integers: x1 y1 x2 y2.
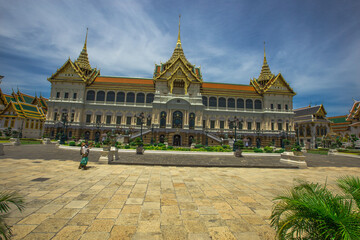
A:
257 41 273 83
176 14 182 49
75 28 92 72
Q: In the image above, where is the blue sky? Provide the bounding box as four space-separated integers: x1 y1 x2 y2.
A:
0 0 359 116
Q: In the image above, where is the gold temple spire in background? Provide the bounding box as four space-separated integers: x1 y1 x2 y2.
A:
176 14 182 48
258 41 273 83
75 28 92 71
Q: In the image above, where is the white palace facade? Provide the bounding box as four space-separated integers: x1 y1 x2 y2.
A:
45 22 296 147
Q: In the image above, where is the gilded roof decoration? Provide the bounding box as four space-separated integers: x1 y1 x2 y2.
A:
250 46 295 96
346 100 360 122
48 30 100 85
0 89 47 120
74 28 92 71
154 16 202 86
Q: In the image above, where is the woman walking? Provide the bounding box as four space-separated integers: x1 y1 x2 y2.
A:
79 142 91 170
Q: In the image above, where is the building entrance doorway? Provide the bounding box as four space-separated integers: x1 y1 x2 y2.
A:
173 134 181 146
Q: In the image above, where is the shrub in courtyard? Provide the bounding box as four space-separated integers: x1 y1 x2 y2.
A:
270 176 360 240
253 148 264 153
194 144 204 148
292 143 302 152
274 149 285 153
0 191 25 240
167 146 174 150
264 146 273 153
124 145 130 149
69 141 76 146
234 140 244 150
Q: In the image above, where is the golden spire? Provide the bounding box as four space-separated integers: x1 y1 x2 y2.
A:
264 41 267 63
176 14 182 49
258 41 273 83
75 28 92 71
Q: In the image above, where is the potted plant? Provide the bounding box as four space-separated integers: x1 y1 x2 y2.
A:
292 143 303 156
102 133 111 151
135 137 144 154
283 139 291 151
234 140 244 157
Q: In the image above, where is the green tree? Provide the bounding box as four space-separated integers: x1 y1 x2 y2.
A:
0 191 25 240
270 176 360 240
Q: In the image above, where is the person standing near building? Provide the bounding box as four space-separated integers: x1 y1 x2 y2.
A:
79 142 92 170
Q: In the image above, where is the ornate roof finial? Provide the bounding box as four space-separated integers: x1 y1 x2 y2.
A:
176 14 182 49
85 28 88 49
75 28 92 71
258 41 273 83
264 41 267 62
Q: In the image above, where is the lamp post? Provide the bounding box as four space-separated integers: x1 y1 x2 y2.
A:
59 113 69 144
150 124 154 145
295 123 300 145
205 129 208 146
134 112 145 141
228 116 240 151
95 121 102 143
256 128 261 148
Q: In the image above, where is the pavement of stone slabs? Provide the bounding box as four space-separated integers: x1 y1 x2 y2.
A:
1 145 360 239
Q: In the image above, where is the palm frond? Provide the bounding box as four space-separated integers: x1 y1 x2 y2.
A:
0 191 25 240
271 178 360 239
0 216 12 240
337 176 360 209
0 191 25 214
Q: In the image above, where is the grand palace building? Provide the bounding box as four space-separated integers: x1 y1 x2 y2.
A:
44 21 296 147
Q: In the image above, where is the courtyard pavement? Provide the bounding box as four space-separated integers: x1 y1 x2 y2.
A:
1 144 360 239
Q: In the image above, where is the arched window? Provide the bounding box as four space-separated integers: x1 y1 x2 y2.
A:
116 92 125 102
86 90 95 101
172 111 183 128
160 111 167 128
136 93 145 103
126 92 135 103
246 99 253 109
219 97 226 108
106 91 115 102
237 99 244 108
254 100 262 109
146 93 154 103
228 98 235 108
189 112 195 129
96 91 105 101
209 97 217 107
202 96 208 106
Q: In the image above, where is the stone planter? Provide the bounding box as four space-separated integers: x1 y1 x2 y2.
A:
328 149 338 155
293 151 304 156
10 138 21 146
42 138 51 144
136 146 144 155
234 149 243 157
103 146 111 152
0 143 4 155
280 151 307 169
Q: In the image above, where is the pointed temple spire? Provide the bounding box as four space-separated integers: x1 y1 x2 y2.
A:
176 14 182 49
258 41 273 83
166 15 191 65
75 28 92 71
